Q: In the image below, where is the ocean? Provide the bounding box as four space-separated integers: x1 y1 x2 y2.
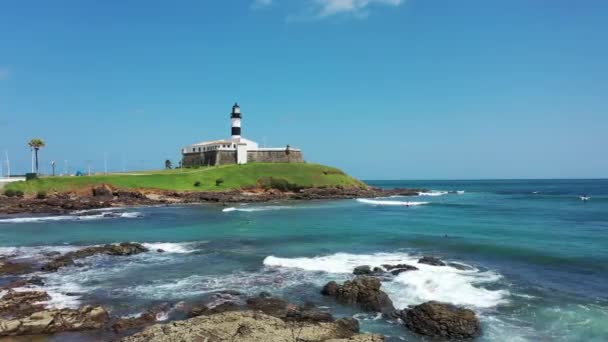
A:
1 179 607 341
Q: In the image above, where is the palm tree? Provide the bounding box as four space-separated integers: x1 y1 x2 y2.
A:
28 138 45 173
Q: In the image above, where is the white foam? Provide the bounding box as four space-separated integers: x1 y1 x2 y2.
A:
418 191 448 197
456 190 465 194
357 198 429 207
0 245 81 259
263 252 508 309
222 205 292 213
142 242 199 254
0 211 143 223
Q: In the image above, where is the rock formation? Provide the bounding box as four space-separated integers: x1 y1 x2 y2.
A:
321 277 395 314
402 301 481 339
41 242 148 272
119 310 383 342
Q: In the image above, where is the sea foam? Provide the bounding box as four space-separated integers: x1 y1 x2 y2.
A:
222 206 292 213
263 252 508 309
356 199 429 206
0 211 143 224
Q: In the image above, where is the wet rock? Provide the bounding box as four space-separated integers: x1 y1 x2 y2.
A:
41 242 149 272
156 249 165 253
402 301 481 339
381 264 418 272
353 265 373 275
0 259 33 275
321 276 395 314
417 256 446 266
112 311 157 333
119 311 383 342
285 302 333 323
448 262 474 271
0 305 109 336
246 295 289 317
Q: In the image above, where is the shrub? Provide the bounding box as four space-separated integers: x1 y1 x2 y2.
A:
3 189 16 197
193 181 201 187
36 191 47 199
257 177 301 192
215 178 224 186
14 190 24 198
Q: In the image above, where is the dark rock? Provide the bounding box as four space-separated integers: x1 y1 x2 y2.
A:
382 264 419 271
0 259 33 275
1 276 44 290
189 301 240 318
246 296 289 317
41 242 149 272
258 291 272 298
321 276 395 314
448 262 474 271
402 301 481 339
321 281 339 296
156 249 165 253
353 265 373 275
335 317 360 334
418 256 446 266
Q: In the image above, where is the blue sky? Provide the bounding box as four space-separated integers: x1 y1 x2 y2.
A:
0 0 606 179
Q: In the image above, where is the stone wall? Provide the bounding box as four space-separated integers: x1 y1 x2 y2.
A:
182 150 303 167
248 150 304 163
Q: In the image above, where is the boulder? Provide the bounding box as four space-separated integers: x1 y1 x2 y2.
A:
1 276 44 290
353 265 372 275
321 276 395 314
41 242 149 272
381 264 418 272
417 256 446 266
402 301 481 339
119 311 383 342
0 305 108 336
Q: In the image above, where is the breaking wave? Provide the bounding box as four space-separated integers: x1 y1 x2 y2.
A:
0 211 143 224
141 242 201 254
263 252 508 309
222 206 292 213
356 199 429 206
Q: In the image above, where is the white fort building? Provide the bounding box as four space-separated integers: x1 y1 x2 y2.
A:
181 103 304 167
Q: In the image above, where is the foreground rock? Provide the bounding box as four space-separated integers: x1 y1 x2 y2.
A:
0 305 109 336
322 276 395 314
402 301 481 339
112 311 158 333
41 242 149 272
120 310 383 342
0 290 50 318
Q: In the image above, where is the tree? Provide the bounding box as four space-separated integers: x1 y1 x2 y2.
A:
165 159 173 169
28 138 45 173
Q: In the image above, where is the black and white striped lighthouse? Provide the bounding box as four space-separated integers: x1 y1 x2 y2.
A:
230 102 242 140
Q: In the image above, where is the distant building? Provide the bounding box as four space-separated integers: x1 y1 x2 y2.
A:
181 103 304 167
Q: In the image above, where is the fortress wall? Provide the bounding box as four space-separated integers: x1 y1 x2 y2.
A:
182 150 303 167
247 150 304 163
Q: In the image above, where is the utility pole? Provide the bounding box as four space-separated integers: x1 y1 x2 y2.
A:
86 160 92 176
51 160 56 176
31 149 34 173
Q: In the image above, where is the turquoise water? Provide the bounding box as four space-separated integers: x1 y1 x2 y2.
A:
1 179 607 341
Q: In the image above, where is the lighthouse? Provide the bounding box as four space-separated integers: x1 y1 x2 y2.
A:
230 102 242 141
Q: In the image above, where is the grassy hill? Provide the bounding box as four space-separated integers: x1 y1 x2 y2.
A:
4 163 367 194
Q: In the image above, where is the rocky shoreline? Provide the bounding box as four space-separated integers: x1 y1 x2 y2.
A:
0 242 481 341
0 185 425 216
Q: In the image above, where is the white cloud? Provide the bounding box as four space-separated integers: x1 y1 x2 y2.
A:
0 68 9 81
315 0 403 17
252 0 273 9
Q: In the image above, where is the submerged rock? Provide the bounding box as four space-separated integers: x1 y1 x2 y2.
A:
41 242 149 272
417 256 446 266
119 310 383 342
0 305 108 336
321 276 395 314
402 301 481 339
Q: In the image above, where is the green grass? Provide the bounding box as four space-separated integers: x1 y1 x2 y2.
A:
4 163 367 194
